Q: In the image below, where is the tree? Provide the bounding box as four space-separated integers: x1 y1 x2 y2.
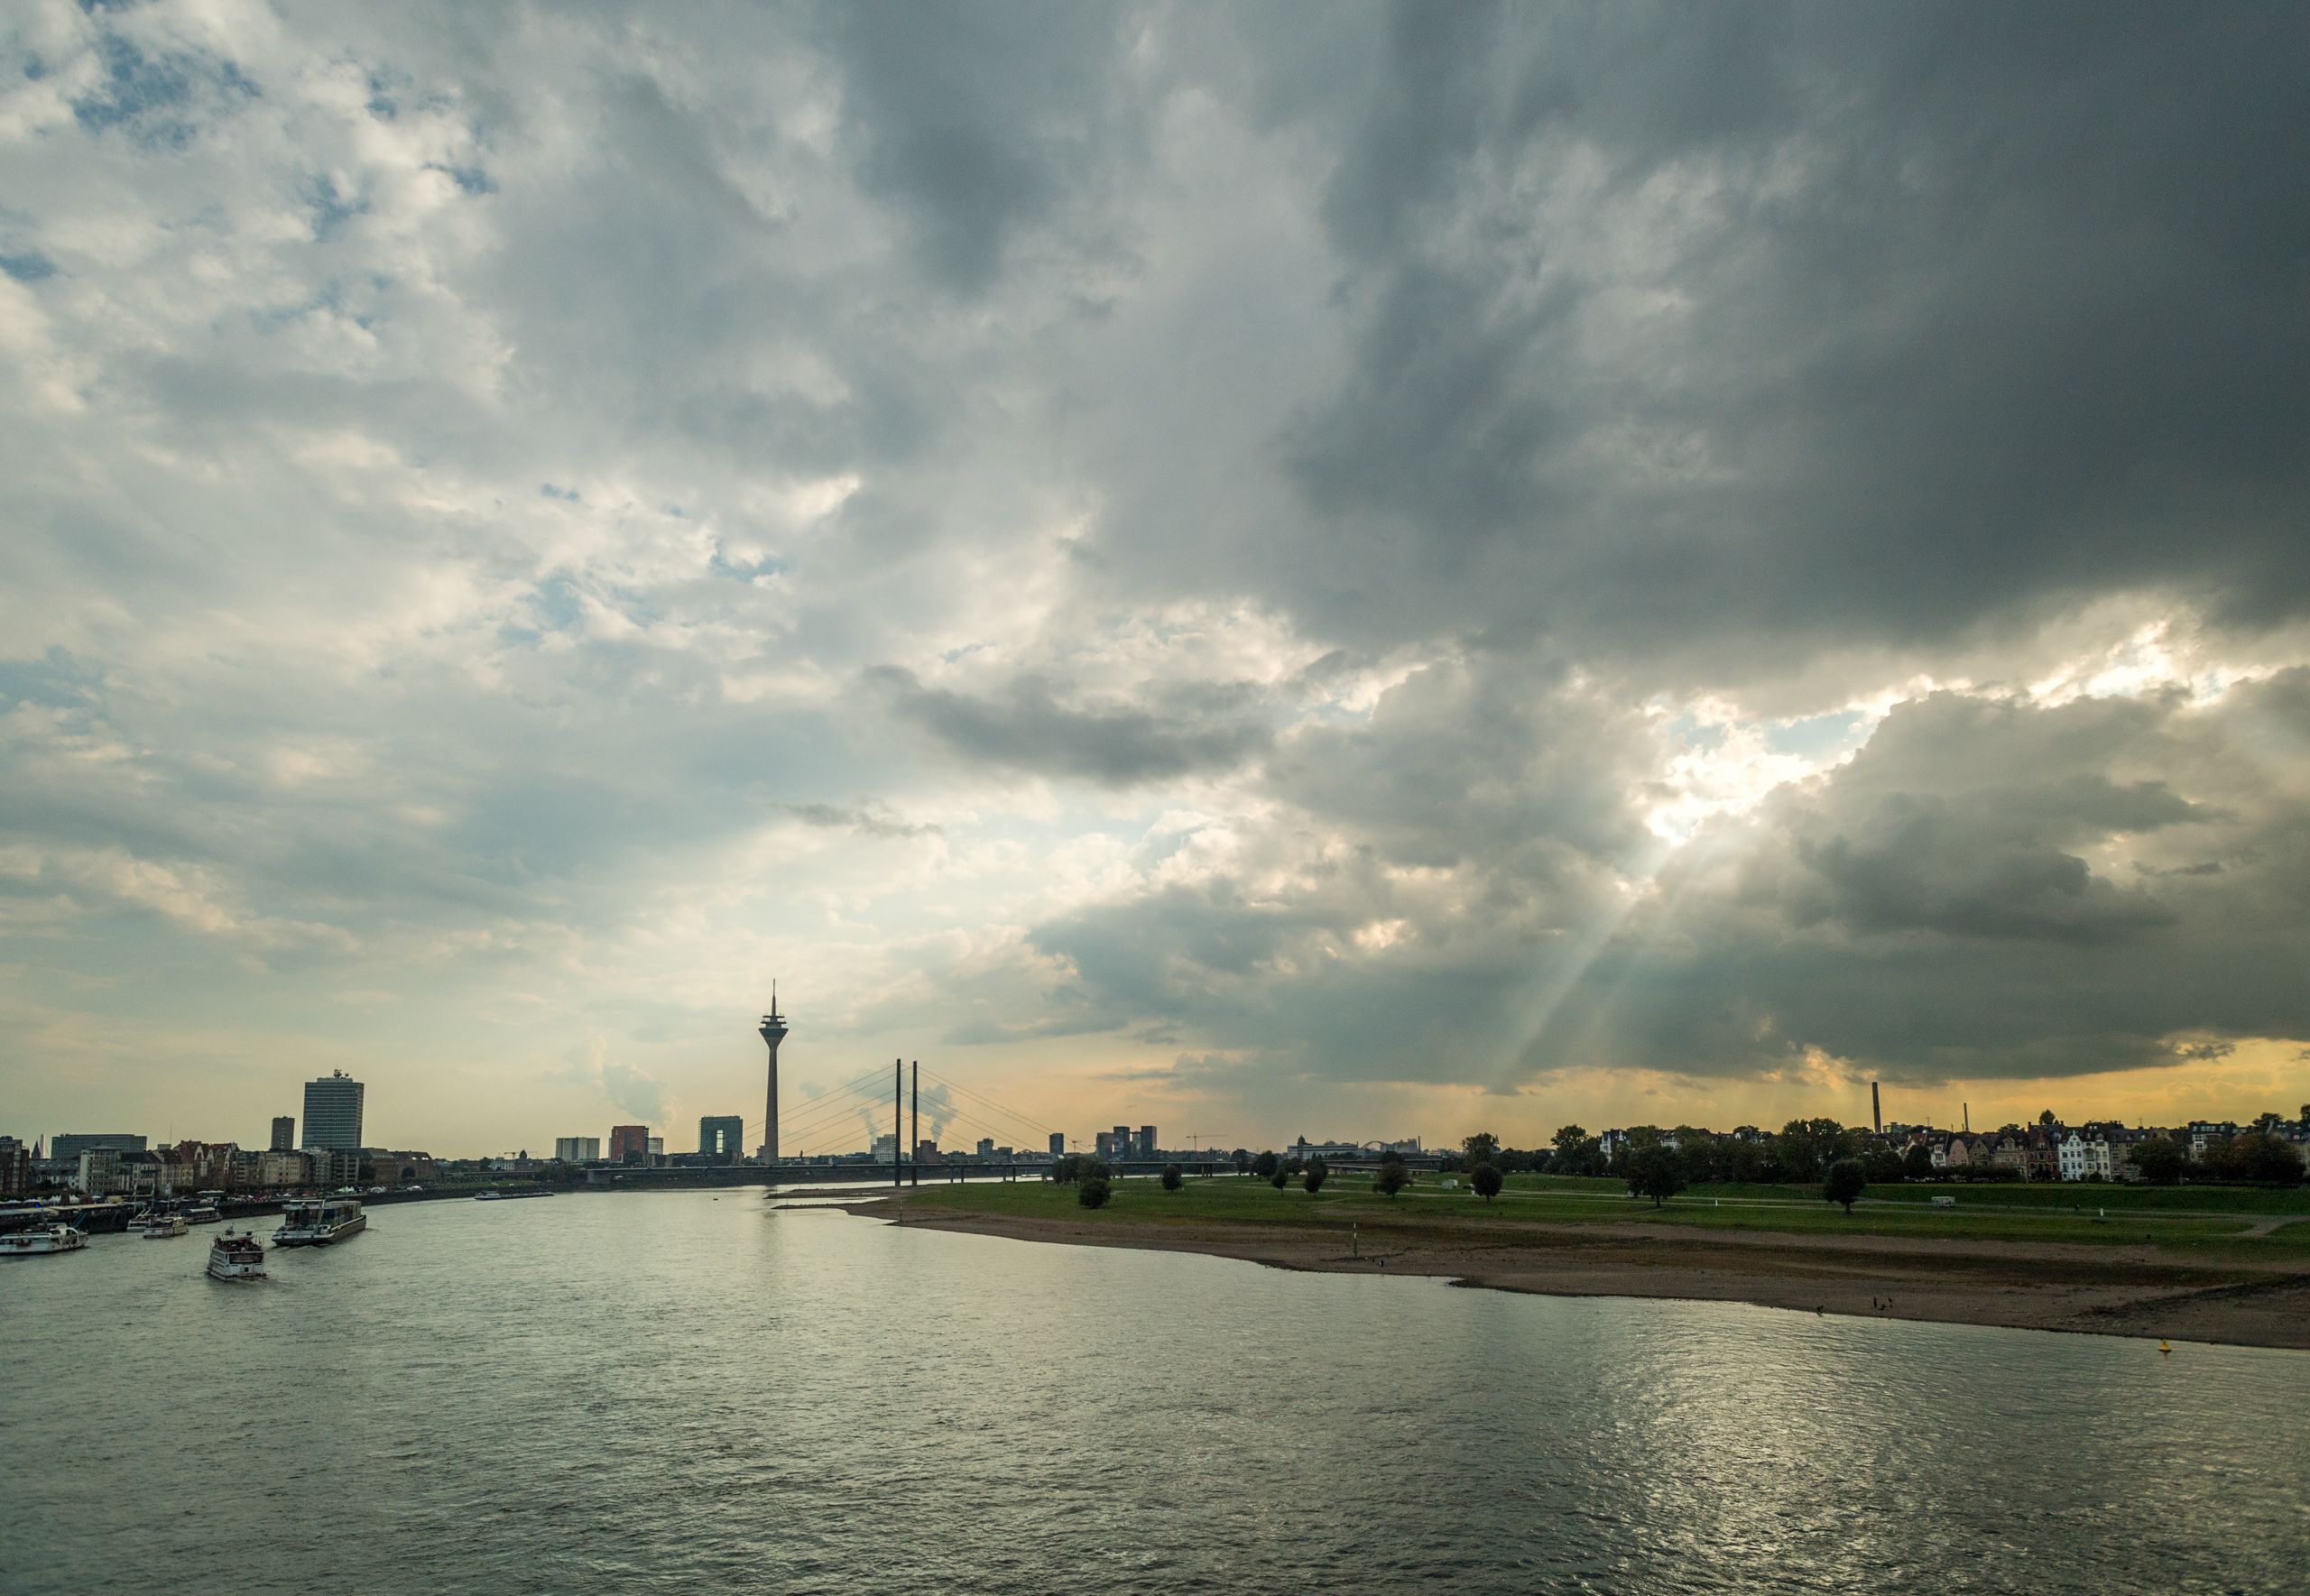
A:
1901 1145 1934 1181
1471 1164 1503 1204
1373 1160 1409 1198
1077 1176 1111 1210
2236 1132 2305 1187
1551 1124 1604 1177
1160 1163 1183 1194
2130 1138 2186 1185
1462 1131 1500 1169
1862 1146 1905 1183
1824 1158 1866 1214
2038 1109 2056 1128
1776 1118 1853 1184
1049 1154 1083 1185
1252 1150 1280 1179
1303 1156 1328 1195
1269 1165 1289 1192
1626 1144 1685 1208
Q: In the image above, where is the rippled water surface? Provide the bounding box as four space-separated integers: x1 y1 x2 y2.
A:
4 1191 2304 1593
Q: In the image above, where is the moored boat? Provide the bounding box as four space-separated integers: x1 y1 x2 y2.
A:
140 1212 189 1239
474 1188 555 1201
185 1201 223 1225
273 1196 366 1247
0 1224 88 1258
206 1228 267 1280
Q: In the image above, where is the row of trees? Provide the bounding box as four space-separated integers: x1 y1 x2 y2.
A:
1454 1121 2305 1189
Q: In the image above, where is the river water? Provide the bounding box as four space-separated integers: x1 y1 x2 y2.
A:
1 1190 2303 1593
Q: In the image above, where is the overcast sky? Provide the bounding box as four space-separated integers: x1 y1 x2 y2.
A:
5 2 2307 1156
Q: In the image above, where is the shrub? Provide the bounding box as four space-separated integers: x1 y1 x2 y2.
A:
1160 1163 1183 1193
1303 1156 1328 1195
1078 1177 1111 1210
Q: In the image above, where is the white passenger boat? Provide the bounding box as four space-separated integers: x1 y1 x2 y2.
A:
140 1212 189 1239
0 1224 88 1258
273 1196 366 1247
206 1229 267 1280
185 1201 224 1225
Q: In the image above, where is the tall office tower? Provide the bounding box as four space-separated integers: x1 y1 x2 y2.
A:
1095 1130 1115 1159
699 1115 744 1161
758 987 790 1164
271 1116 295 1152
1138 1126 1157 1158
1112 1125 1131 1159
608 1124 650 1164
554 1136 602 1164
1049 1132 1066 1158
301 1072 365 1153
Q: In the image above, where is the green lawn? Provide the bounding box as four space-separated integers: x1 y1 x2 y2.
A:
893 1173 2288 1252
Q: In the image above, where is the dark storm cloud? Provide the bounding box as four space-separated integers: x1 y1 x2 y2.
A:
865 666 1272 787
1081 2 2310 676
817 0 1140 294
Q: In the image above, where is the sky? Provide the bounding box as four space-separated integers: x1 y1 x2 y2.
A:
4 1 2308 1158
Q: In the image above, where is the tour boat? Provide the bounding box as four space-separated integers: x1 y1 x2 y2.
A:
185 1201 223 1225
0 1224 88 1258
474 1188 554 1201
273 1196 366 1248
140 1212 189 1239
206 1229 267 1281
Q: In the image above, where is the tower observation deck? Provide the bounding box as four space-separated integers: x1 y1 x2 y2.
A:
759 988 790 1165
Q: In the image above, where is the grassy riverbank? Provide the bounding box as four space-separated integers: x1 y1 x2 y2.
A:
842 1173 2310 1347
887 1173 2310 1254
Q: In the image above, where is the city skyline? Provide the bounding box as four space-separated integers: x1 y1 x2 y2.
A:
5 5 2309 1157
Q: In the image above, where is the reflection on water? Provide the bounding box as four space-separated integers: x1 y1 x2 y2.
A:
3 1192 2302 1594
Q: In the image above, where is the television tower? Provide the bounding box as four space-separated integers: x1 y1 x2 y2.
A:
759 985 789 1166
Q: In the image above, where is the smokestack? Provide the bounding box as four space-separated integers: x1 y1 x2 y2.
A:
1964 1102 1970 1133
1872 1082 1881 1134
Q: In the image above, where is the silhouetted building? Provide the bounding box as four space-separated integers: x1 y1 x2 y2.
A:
51 1133 147 1162
270 1115 295 1152
1095 1130 1115 1159
0 1136 29 1197
609 1124 650 1165
1049 1131 1066 1158
699 1115 744 1162
301 1073 365 1153
1138 1126 1157 1158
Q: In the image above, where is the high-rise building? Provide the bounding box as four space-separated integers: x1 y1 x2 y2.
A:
976 1138 995 1158
270 1116 295 1152
872 1132 898 1162
1138 1126 1158 1158
1049 1131 1066 1158
0 1136 29 1197
698 1115 744 1162
758 988 790 1164
1112 1125 1131 1158
646 1137 664 1158
554 1136 602 1164
301 1072 365 1153
608 1124 649 1164
1095 1130 1115 1159
51 1133 147 1162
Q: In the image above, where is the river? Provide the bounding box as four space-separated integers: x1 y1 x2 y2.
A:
2 1190 2302 1593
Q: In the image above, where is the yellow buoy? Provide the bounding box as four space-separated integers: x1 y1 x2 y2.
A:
2158 1340 2172 1356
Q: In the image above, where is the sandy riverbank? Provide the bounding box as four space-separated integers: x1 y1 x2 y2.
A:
834 1194 2310 1349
